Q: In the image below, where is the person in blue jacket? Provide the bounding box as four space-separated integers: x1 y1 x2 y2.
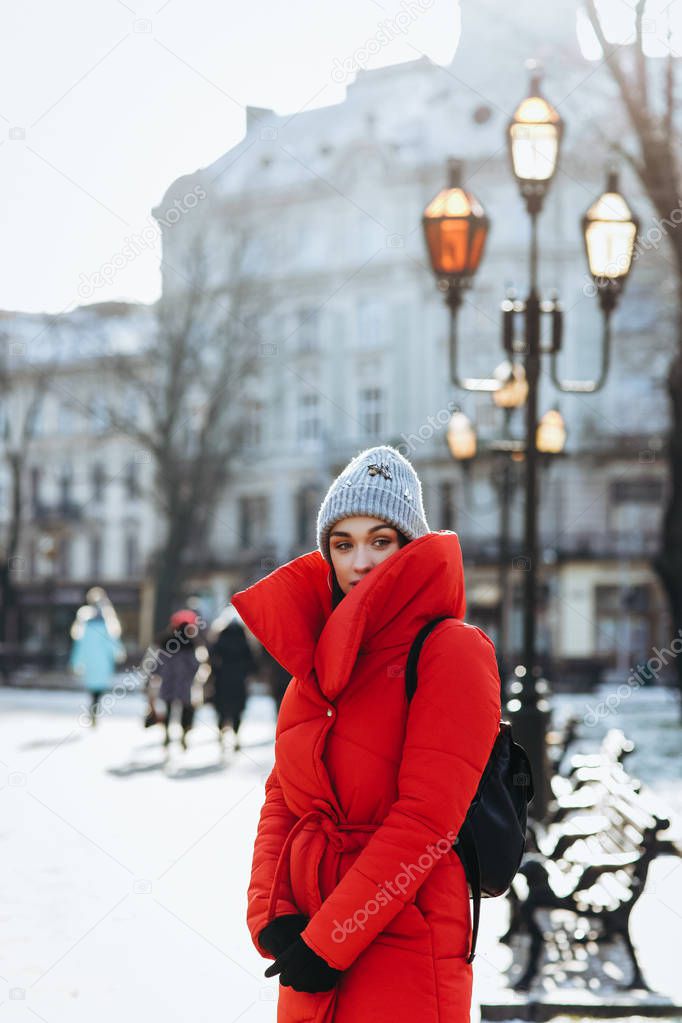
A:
69 587 126 725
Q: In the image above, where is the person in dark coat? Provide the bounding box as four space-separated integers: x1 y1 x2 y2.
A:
208 612 257 751
259 645 292 713
154 609 201 750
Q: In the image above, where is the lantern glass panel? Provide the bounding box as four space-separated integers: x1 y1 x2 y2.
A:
584 192 637 279
510 94 561 182
536 410 566 453
447 412 477 460
424 187 485 219
423 186 488 277
510 123 559 181
424 219 470 275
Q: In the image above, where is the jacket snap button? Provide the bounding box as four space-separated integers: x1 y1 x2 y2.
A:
326 708 333 717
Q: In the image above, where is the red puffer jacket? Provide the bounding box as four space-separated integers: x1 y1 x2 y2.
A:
231 530 502 1023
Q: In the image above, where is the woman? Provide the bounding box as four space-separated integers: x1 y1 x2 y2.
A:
69 587 125 725
231 445 502 1023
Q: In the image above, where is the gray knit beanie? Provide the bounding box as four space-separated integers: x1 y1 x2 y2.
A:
316 445 430 563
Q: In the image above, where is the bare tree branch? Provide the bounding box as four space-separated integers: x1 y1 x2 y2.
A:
582 0 682 713
584 0 644 132
105 222 276 631
634 0 649 110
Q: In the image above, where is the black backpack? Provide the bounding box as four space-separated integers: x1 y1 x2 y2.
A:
405 616 534 963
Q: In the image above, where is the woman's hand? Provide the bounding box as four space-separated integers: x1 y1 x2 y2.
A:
264 934 342 992
258 913 309 957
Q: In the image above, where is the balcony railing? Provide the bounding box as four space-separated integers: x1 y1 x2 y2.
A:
463 530 659 564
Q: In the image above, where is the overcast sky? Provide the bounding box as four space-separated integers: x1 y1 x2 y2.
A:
0 0 464 315
0 0 661 314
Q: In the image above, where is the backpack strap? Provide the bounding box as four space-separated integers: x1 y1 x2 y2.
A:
405 616 481 963
454 822 481 963
405 616 451 703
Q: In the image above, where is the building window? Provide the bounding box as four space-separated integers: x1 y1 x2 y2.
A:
90 395 110 435
58 464 73 510
125 534 140 577
238 495 269 549
595 584 654 665
30 467 42 514
610 479 664 504
243 400 263 450
122 388 138 425
297 392 321 442
92 463 105 503
57 536 71 579
90 533 103 578
124 460 140 500
438 481 455 531
356 298 386 349
296 307 320 352
295 485 320 546
28 402 44 438
608 477 664 536
58 401 75 435
359 386 384 437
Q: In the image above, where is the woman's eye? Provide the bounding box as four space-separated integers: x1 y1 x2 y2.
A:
334 537 393 551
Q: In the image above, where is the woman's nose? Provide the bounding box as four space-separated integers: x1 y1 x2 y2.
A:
352 547 373 571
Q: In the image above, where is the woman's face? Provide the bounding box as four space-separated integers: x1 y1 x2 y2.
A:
329 516 402 595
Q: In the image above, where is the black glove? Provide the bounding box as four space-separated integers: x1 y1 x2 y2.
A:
264 934 342 993
258 913 309 957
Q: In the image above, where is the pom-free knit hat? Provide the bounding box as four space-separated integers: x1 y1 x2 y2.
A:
316 445 430 563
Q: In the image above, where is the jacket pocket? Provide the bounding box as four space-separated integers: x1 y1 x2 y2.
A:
413 855 472 958
375 901 433 952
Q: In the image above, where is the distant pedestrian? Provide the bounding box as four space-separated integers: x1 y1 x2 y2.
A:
208 609 257 751
154 609 202 751
69 587 126 725
259 646 292 714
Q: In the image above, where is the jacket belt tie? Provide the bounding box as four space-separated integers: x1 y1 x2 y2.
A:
267 799 380 922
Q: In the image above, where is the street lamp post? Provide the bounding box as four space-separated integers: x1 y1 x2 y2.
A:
423 67 639 820
506 78 562 813
447 407 520 682
492 362 528 671
447 399 567 700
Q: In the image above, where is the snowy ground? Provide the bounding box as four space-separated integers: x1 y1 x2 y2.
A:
1 684 681 1023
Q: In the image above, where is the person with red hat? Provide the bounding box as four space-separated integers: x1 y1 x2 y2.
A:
169 609 199 630
153 609 202 750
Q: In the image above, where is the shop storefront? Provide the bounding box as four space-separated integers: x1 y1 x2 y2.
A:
16 582 143 668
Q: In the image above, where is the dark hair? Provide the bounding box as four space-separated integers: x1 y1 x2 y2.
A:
330 529 410 609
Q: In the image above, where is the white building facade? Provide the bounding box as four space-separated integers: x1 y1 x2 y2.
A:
2 0 675 681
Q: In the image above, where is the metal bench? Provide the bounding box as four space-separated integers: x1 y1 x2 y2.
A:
503 730 680 993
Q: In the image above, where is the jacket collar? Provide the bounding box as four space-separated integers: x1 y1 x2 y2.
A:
231 531 466 701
